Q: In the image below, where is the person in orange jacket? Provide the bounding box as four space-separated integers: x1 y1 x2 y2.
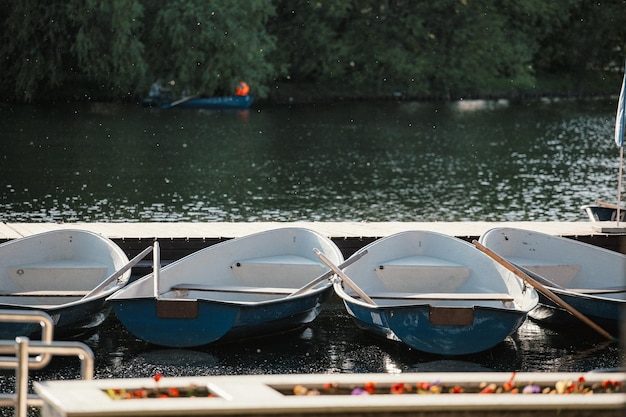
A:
235 81 250 96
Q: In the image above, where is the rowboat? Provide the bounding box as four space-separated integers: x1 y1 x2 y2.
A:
108 228 343 348
581 202 625 222
143 95 253 110
478 227 626 333
0 230 137 339
324 230 538 356
168 95 253 109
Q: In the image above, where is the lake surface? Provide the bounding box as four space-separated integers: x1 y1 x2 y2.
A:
0 99 624 415
0 98 621 223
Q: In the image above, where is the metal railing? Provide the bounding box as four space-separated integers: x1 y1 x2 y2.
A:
0 309 94 417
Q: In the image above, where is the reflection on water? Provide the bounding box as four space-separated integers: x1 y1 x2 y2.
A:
0 99 619 222
1 296 620 394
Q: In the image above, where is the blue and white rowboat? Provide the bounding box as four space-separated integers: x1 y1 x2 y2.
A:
328 230 538 356
479 227 626 334
0 229 136 339
108 227 343 348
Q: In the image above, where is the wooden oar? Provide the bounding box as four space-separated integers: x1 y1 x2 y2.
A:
313 248 377 306
595 200 621 209
165 94 199 109
288 250 368 297
472 240 616 341
82 245 154 299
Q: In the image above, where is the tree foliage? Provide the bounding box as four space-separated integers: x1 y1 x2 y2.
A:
143 0 276 97
0 0 146 101
0 0 624 103
69 0 147 99
534 0 626 85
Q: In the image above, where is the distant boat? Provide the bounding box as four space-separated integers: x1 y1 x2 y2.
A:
0 230 136 339
479 227 626 333
327 230 538 356
143 94 253 110
581 201 625 222
108 228 343 348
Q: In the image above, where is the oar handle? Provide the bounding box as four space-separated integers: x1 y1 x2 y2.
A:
288 250 368 297
313 249 377 306
83 245 154 299
472 240 615 341
595 200 620 209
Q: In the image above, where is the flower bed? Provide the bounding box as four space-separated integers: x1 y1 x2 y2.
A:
35 372 626 417
284 373 623 396
104 374 216 400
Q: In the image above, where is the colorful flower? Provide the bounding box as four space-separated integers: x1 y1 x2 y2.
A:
364 381 376 394
351 388 370 395
503 372 517 391
293 385 308 396
390 383 406 394
449 385 463 393
479 383 496 394
522 384 541 394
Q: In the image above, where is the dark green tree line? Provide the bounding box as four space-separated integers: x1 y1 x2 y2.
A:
0 0 624 103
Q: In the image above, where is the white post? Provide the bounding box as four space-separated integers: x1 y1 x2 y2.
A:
153 241 161 299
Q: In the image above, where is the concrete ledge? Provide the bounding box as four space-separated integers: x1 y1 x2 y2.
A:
35 372 626 417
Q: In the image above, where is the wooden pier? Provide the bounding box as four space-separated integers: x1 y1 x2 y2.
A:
1 221 624 266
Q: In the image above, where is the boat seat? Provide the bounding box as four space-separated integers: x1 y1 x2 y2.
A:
170 284 298 295
229 255 328 287
368 292 514 302
508 257 581 286
7 260 109 290
374 255 471 293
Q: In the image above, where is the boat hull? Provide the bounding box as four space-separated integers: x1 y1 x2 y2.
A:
144 95 254 110
0 298 113 339
529 289 624 334
343 301 528 355
111 287 333 348
175 95 253 109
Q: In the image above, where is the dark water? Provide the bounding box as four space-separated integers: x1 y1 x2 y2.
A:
4 296 623 384
0 291 623 416
0 98 621 223
0 99 624 414
83 298 624 376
